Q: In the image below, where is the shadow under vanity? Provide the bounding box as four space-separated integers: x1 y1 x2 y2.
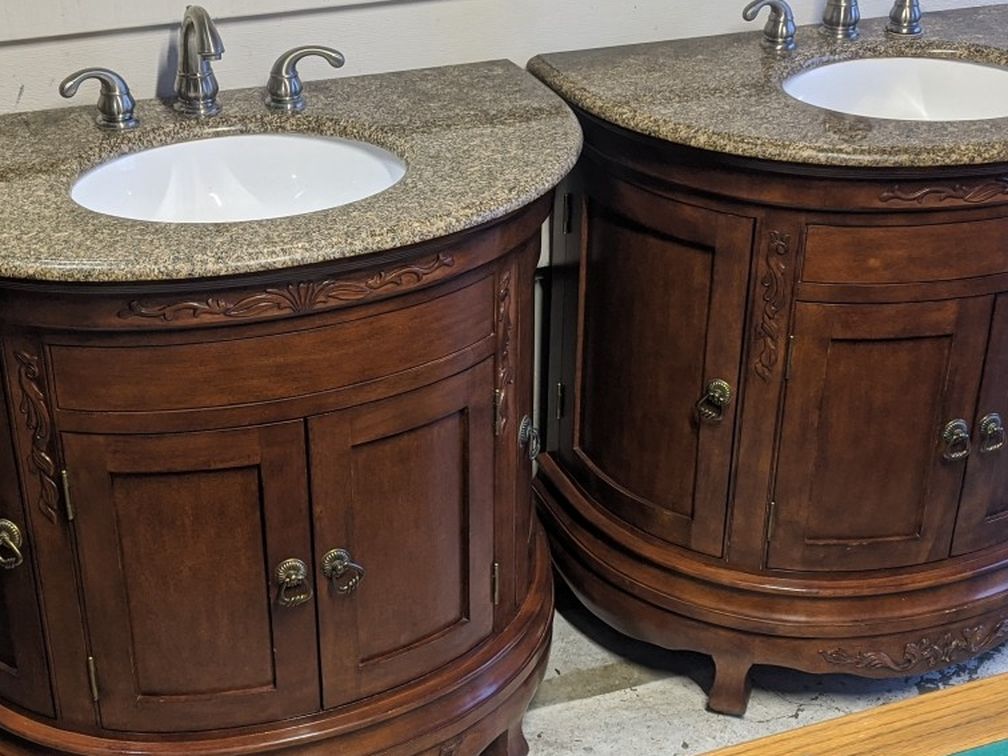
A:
0 6 581 753
530 1 1008 717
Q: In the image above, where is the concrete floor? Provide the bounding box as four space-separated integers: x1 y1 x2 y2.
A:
524 580 1008 755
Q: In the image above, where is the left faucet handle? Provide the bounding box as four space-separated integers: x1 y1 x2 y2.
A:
266 46 345 112
742 0 797 54
59 68 139 131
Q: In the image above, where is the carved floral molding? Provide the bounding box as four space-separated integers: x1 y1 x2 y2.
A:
820 620 1008 673
495 268 514 437
880 179 1008 205
119 253 455 322
14 350 59 523
753 231 790 382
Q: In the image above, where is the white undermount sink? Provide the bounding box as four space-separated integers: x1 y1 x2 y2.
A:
71 133 406 223
783 57 1008 121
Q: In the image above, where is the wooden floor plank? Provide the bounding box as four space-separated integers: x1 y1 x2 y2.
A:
710 673 1008 756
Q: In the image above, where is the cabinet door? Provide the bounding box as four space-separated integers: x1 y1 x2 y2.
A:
563 175 753 556
62 423 318 732
0 393 52 716
310 362 494 708
770 299 990 571
954 294 1008 554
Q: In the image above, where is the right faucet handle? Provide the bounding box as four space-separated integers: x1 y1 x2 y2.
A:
742 0 796 53
887 0 923 37
266 45 345 112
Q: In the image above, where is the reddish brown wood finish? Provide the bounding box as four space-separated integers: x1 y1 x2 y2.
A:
0 197 553 754
540 108 1008 715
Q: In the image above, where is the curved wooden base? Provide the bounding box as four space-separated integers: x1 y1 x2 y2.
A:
0 530 553 756
535 456 1008 716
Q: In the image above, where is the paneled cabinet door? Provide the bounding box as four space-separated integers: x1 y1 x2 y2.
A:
562 173 753 556
954 294 1008 555
310 361 495 708
770 298 991 572
62 423 319 732
0 397 52 717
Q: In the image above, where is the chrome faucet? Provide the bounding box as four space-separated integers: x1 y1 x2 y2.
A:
886 0 923 37
822 0 860 40
742 0 796 54
174 5 224 117
266 46 345 112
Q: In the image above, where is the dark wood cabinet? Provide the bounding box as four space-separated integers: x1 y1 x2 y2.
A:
0 198 552 755
536 109 1008 716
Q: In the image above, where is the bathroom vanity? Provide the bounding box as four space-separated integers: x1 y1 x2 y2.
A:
0 61 580 753
530 5 1008 715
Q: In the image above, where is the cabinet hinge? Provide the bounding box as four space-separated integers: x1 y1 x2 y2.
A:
491 561 501 606
767 500 777 542
555 382 566 421
561 193 573 235
784 335 796 382
86 655 99 702
493 390 504 436
60 469 74 522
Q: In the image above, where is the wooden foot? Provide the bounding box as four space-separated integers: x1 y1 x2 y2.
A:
707 655 752 716
481 721 528 756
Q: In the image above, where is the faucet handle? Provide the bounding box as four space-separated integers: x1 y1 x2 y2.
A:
266 46 345 112
742 0 796 53
886 0 923 37
59 68 139 131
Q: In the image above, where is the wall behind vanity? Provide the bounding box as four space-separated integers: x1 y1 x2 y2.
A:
0 0 999 114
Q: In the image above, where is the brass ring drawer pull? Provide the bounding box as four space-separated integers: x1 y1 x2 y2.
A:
275 558 313 607
980 413 1006 454
0 520 23 570
322 549 365 595
941 419 971 462
695 379 733 424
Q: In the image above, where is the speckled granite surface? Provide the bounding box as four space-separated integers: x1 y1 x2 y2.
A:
529 6 1008 169
0 60 581 283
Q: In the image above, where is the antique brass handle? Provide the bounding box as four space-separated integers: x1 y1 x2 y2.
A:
980 413 1007 454
695 379 733 424
518 415 541 461
0 520 23 570
322 548 365 595
941 419 971 462
275 558 313 607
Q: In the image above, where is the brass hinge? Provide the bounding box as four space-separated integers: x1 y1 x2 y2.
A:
86 655 99 702
767 500 777 542
61 469 74 522
491 561 501 606
555 382 566 421
561 193 573 235
784 335 796 382
493 389 504 436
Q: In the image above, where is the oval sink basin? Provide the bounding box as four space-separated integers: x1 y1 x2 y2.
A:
783 57 1008 121
71 134 406 223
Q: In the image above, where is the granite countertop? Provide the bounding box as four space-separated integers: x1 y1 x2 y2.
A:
529 5 1008 170
0 60 581 283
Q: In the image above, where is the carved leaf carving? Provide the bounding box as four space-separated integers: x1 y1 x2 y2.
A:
495 269 514 437
120 253 455 322
880 179 1008 205
15 351 59 523
753 231 790 382
820 620 1008 673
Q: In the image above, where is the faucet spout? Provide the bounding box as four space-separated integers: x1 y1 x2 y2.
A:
174 4 224 117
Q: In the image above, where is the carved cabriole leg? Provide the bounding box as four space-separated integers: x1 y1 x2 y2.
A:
708 654 753 716
482 721 528 756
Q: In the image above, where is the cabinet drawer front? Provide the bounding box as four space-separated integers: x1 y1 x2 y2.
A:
803 219 1008 286
49 276 494 413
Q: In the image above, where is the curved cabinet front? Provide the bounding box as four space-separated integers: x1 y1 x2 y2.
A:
0 197 552 755
538 111 1008 715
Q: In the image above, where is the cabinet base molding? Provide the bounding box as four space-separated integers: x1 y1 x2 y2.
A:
535 455 1008 716
0 528 551 756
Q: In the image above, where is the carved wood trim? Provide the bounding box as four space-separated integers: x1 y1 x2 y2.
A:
820 620 1008 673
14 350 59 523
880 179 1008 205
753 231 790 382
439 736 463 756
494 268 514 437
119 253 455 322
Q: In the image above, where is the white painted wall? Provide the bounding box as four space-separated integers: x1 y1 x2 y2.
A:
0 0 1001 114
